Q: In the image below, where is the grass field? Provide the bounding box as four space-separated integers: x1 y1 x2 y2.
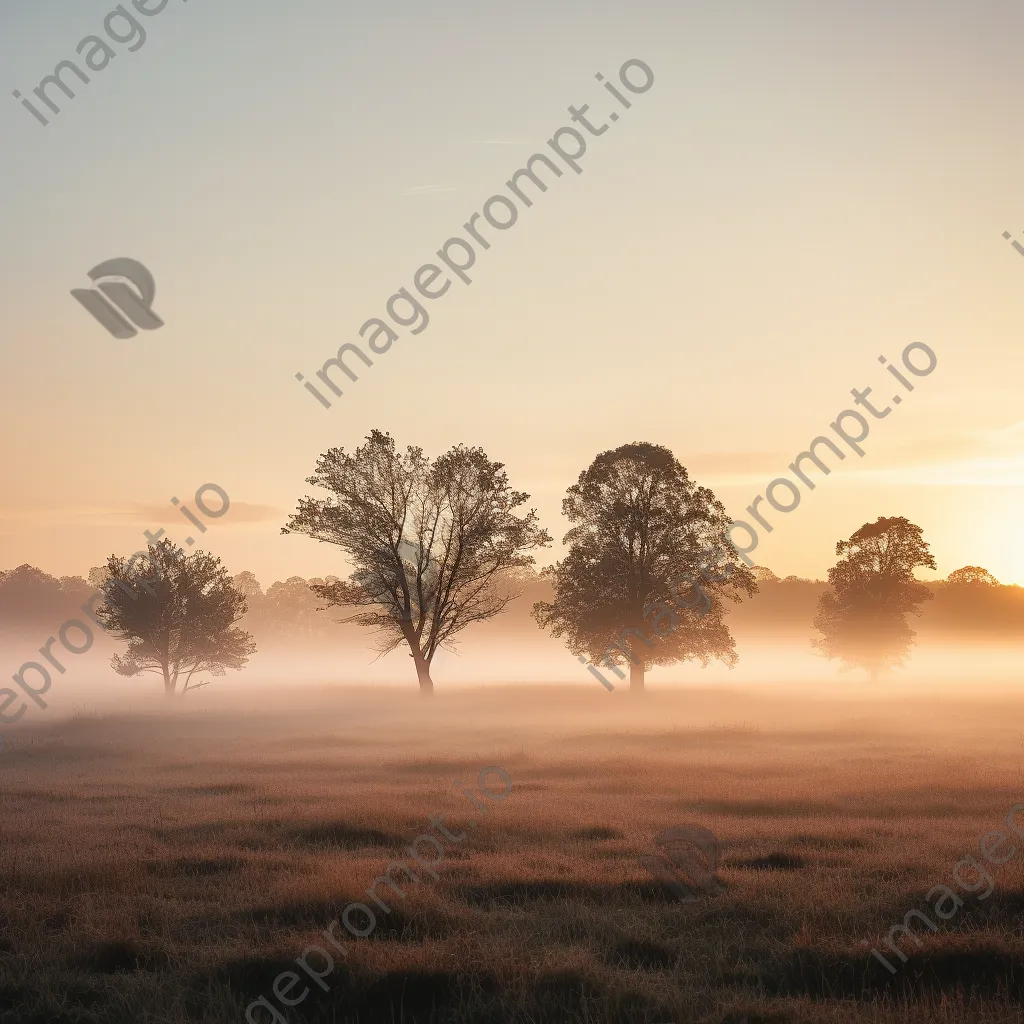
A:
2 685 1024 1023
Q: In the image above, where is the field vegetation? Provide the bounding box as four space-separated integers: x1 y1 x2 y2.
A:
2 686 1023 1023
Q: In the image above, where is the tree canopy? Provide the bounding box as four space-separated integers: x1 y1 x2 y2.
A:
95 539 255 697
946 565 999 586
812 516 936 680
533 442 757 691
282 430 551 693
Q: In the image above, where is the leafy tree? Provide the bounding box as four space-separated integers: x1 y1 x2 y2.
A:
946 565 999 586
232 571 264 599
282 430 551 694
262 576 338 641
95 539 255 697
812 516 936 681
532 442 757 692
87 566 110 590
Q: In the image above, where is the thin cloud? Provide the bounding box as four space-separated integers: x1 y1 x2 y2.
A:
684 452 786 476
0 503 283 527
646 419 1024 489
402 184 461 195
113 502 283 525
857 454 1024 488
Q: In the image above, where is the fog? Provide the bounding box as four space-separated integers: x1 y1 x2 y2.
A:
3 634 1022 748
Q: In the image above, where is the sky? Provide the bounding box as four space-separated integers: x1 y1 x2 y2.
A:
2 0 1024 590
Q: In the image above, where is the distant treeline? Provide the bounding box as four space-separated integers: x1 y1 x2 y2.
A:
728 569 1024 643
0 563 1021 650
0 566 348 647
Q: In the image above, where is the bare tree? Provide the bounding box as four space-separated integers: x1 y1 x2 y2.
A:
283 430 551 694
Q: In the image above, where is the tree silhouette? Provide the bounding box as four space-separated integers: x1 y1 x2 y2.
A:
812 516 936 681
946 565 999 586
533 442 756 692
95 539 255 697
282 430 551 694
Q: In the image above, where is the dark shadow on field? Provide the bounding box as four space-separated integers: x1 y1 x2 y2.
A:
205 961 677 1024
181 900 455 944
954 889 1024 929
683 788 1024 820
789 834 866 850
456 878 716 907
73 939 169 975
768 946 1024 1001
718 1012 793 1024
0 981 105 1024
286 822 404 850
144 818 407 852
604 937 678 970
144 855 246 877
728 853 806 871
204 957 490 1023
683 799 839 818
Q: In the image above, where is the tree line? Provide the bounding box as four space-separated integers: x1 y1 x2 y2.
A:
2 432 1020 697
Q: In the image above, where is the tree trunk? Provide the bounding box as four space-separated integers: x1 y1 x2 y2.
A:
163 665 175 699
630 661 645 693
416 663 434 695
412 649 434 696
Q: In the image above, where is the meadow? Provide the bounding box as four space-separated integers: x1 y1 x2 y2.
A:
2 685 1023 1024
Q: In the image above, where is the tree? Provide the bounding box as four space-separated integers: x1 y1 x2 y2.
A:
95 539 255 698
532 442 757 693
282 430 551 694
812 516 936 681
946 565 999 586
88 566 110 590
266 577 342 641
232 571 264 599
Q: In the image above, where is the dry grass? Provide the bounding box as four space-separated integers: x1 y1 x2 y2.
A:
2 684 1024 1023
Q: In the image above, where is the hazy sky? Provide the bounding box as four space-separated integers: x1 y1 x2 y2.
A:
2 0 1024 587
